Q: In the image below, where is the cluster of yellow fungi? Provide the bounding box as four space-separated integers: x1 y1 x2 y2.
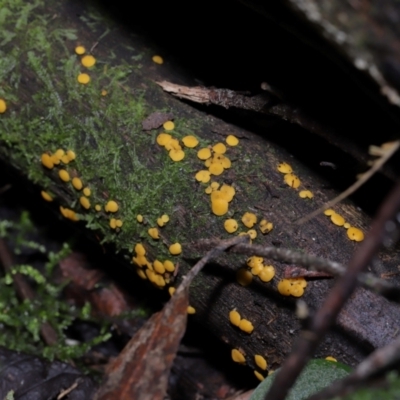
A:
157 127 199 162
75 44 96 85
324 209 364 242
277 278 307 297
246 256 275 282
277 162 314 199
229 309 254 334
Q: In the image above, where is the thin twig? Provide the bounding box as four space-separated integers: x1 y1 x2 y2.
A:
263 181 400 400
307 334 400 400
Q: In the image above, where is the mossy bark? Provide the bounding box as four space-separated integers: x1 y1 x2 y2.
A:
1 0 400 373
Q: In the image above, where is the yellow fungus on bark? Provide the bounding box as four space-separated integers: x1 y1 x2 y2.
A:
105 200 118 213
61 155 70 164
211 198 229 216
284 173 301 188
60 206 79 221
135 243 146 256
164 138 181 151
205 186 213 194
79 196 90 209
254 371 265 381
344 222 351 229
71 177 83 190
66 150 76 161
101 89 108 96
299 190 314 199
81 55 96 68
164 260 175 272
247 256 263 269
226 135 239 146
324 209 335 216
41 153 54 169
163 120 174 130
148 227 160 239
169 149 185 161
41 191 53 202
239 319 254 334
259 266 275 282
231 349 246 364
220 184 235 202
259 219 273 234
195 170 211 183
229 309 241 327
77 73 90 84
75 45 85 55
182 135 199 148
187 306 196 314
169 243 182 255
251 264 263 276
153 260 165 274
0 98 7 113
347 227 364 241
236 268 253 286
209 163 224 176
325 356 337 362
95 204 101 211
247 229 257 239
109 218 117 229
161 214 169 223
213 142 227 154
255 355 268 370
137 214 144 223
59 169 70 182
197 148 212 160
168 287 176 296
83 187 91 197
116 219 123 227
156 133 172 146
277 162 293 174
242 212 257 228
224 219 238 233
331 213 345 226
152 55 164 64
157 218 165 227
137 269 147 279
277 279 291 296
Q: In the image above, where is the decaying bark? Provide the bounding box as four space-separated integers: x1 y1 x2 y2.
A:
2 0 400 377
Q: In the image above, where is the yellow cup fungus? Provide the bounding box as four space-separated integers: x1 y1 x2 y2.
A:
330 213 345 226
224 219 238 233
156 133 172 146
197 148 212 160
109 219 122 229
77 73 90 84
137 214 144 223
60 206 79 221
101 89 108 96
59 169 70 182
247 256 263 269
0 98 7 113
278 278 307 297
325 356 337 362
187 306 196 314
105 200 119 213
229 309 241 327
254 371 265 381
324 209 335 216
299 190 314 199
212 142 227 154
182 135 199 148
152 55 164 64
344 222 351 229
75 45 85 55
137 269 147 280
284 173 301 188
95 204 101 211
135 243 146 256
83 187 91 197
347 226 364 241
41 191 53 202
211 198 229 216
239 319 254 334
153 260 165 274
251 263 263 276
168 287 176 296
236 268 253 286
163 120 174 131
79 196 90 209
72 177 83 190
148 227 160 239
66 150 76 161
226 135 239 146
169 149 185 162
242 212 257 228
41 153 54 169
61 155 70 164
247 229 257 239
231 349 246 364
195 170 211 183
254 354 268 370
169 243 182 255
219 184 235 201
259 219 273 234
164 260 175 272
81 55 96 68
157 214 170 227
277 162 293 174
259 266 275 282
208 163 224 176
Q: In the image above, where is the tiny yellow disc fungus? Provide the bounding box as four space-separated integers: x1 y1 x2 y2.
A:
169 149 185 161
224 219 238 233
187 306 196 314
116 219 123 227
53 149 64 161
205 186 213 194
195 170 211 183
168 287 176 296
213 142 227 154
229 309 241 327
197 148 212 160
72 177 83 190
157 218 165 227
259 266 275 282
291 285 305 297
226 135 239 146
221 156 232 169
231 349 246 364
182 135 199 148
135 243 146 256
204 158 212 168
299 190 314 199
324 209 335 216
164 260 175 272
41 191 53 202
77 73 90 84
242 212 257 228
284 173 301 188
344 222 351 229
95 204 101 211
60 206 79 221
41 153 54 169
79 196 90 209
83 187 91 197
277 279 291 296
59 169 70 182
137 214 144 223
210 182 220 190
152 55 164 64
325 356 337 362
211 198 229 216
137 269 147 280
209 163 224 176
75 45 85 55
156 133 172 146
236 268 253 286
347 227 364 242
153 260 165 274
247 229 257 239
169 243 182 255
101 89 108 96
163 120 174 131
220 184 235 202
259 219 273 234
251 263 263 276
81 55 96 68
0 98 7 113
254 371 265 381
247 256 263 269
105 200 119 213
66 150 76 161
277 162 293 174
161 214 169 223
239 319 254 334
331 213 345 226
61 155 70 164
255 355 268 370
109 218 117 229
148 227 160 239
